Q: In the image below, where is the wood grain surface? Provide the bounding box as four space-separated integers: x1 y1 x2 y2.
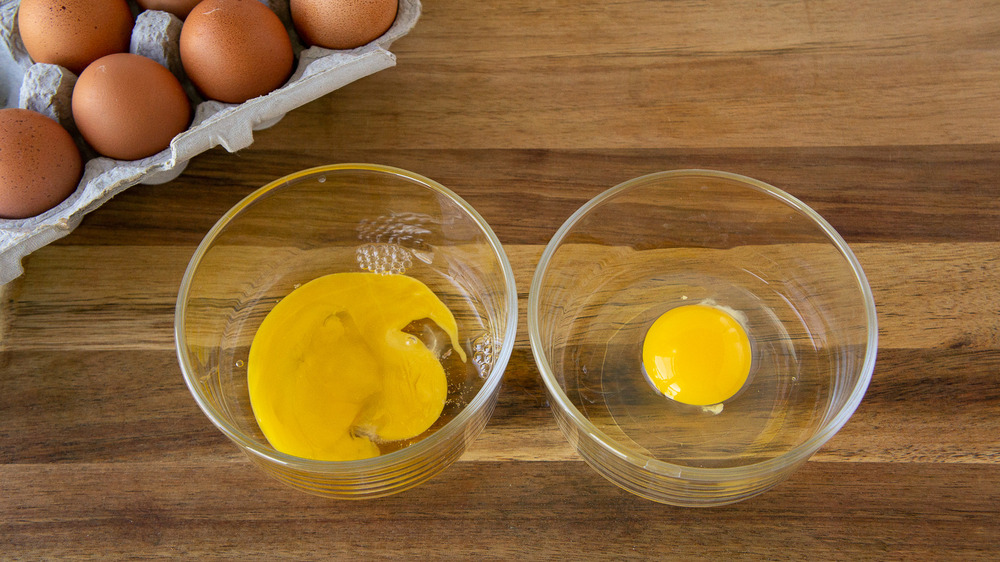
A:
3 0 1000 558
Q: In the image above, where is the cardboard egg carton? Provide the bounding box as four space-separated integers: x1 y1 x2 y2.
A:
0 0 420 284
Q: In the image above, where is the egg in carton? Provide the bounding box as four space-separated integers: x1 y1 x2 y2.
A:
0 0 420 284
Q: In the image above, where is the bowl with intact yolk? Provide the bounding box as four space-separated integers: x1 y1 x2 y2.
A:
528 170 877 507
175 164 517 498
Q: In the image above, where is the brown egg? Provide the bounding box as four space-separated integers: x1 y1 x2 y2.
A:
72 53 191 161
290 0 397 50
135 0 203 19
17 0 134 75
0 109 82 220
180 0 294 104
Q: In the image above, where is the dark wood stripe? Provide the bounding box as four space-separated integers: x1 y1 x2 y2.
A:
2 348 995 465
1 460 996 558
50 146 1000 247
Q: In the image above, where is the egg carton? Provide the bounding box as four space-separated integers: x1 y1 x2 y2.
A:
0 0 420 284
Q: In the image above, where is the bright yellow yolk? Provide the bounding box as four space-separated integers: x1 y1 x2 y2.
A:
247 272 466 462
641 304 752 406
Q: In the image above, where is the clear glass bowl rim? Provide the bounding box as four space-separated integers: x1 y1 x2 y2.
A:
527 169 878 483
174 163 519 474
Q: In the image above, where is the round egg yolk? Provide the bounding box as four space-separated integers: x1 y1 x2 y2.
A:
247 272 466 462
641 304 752 406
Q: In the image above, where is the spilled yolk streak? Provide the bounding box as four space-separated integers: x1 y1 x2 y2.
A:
641 304 752 406
248 272 466 461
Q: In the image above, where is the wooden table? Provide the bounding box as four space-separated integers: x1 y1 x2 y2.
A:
3 0 999 558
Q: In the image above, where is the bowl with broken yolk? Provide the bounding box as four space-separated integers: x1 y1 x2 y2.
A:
175 164 517 498
528 170 877 507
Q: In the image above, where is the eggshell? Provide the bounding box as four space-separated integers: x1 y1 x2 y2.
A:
0 108 82 220
0 0 421 284
135 0 204 19
71 53 191 161
16 0 134 75
180 0 295 104
291 0 398 50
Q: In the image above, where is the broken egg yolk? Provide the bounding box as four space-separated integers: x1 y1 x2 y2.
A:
247 272 466 461
641 304 752 406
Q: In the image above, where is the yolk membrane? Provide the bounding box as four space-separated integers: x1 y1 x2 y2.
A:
247 272 466 462
641 304 752 406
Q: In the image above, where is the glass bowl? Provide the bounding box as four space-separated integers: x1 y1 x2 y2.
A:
528 169 877 507
175 164 517 498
